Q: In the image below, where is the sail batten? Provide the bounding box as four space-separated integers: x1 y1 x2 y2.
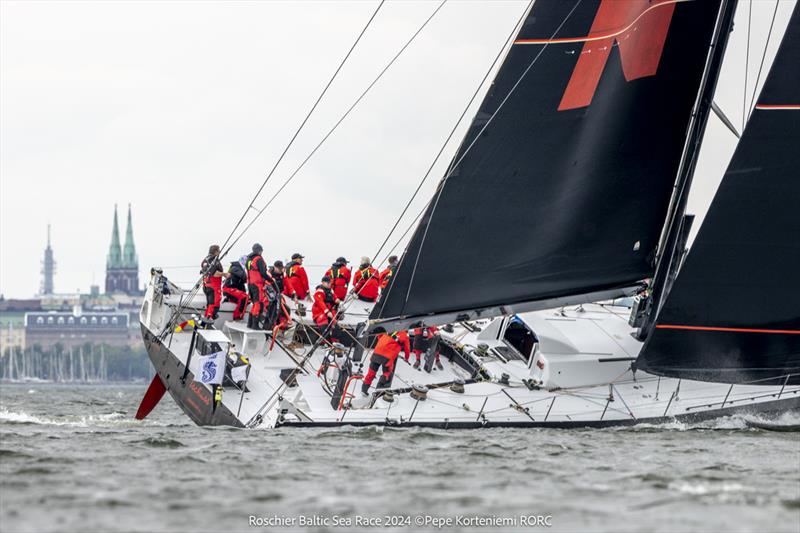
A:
372 0 727 329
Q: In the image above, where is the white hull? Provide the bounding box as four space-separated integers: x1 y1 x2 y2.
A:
139 275 800 428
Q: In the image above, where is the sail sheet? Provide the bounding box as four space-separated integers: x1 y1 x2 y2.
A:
373 0 725 327
636 5 800 385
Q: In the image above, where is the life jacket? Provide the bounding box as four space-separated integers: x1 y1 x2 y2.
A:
285 261 309 298
246 254 266 286
268 268 284 292
201 255 222 288
286 261 301 278
312 285 336 324
329 265 348 286
380 264 396 289
354 265 380 300
225 261 247 291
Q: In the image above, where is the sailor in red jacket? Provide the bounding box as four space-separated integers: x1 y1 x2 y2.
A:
312 276 341 327
324 257 351 301
246 243 270 329
352 257 380 302
411 325 442 370
379 255 399 291
361 330 410 395
283 253 310 301
201 244 230 320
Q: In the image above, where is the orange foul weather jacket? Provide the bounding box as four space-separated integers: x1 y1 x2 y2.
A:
283 261 310 300
373 331 411 363
379 265 396 290
353 266 380 301
324 265 351 301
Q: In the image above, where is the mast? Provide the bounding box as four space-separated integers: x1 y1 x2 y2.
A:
635 3 800 385
371 0 731 332
639 0 739 338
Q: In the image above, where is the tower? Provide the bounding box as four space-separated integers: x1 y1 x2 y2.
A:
41 224 56 295
105 204 141 295
122 203 138 272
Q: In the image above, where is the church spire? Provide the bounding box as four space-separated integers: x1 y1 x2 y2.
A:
122 203 138 268
107 204 122 269
41 223 56 295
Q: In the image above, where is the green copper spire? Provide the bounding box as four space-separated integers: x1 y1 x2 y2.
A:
122 203 138 268
107 204 122 268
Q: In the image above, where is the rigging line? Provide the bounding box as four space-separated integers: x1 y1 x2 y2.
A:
162 2 385 334
218 0 385 255
401 0 583 308
746 0 781 118
224 0 449 257
368 0 534 269
743 0 752 132
369 0 530 316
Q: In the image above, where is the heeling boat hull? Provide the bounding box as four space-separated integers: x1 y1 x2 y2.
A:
138 319 800 430
140 325 244 427
277 396 800 429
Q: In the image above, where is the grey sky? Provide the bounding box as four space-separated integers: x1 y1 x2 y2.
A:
1 0 795 298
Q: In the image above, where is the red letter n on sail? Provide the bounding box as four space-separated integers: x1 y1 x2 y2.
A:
558 0 676 111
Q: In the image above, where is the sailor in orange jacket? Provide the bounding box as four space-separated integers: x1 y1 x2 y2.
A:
361 330 410 395
352 256 380 302
324 257 351 301
379 255 399 291
283 253 310 301
312 276 341 327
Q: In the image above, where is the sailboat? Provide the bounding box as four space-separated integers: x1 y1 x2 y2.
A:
137 0 799 428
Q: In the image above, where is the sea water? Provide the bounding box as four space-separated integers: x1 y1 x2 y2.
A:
1 384 798 532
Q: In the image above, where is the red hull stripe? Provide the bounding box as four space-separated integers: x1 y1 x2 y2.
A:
656 324 800 335
514 0 688 45
754 104 800 110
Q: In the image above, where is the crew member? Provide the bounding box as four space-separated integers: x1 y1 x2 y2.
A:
222 256 248 321
201 245 229 320
379 255 399 291
411 325 442 371
361 330 410 395
352 257 380 302
312 276 341 327
246 243 270 329
268 260 285 293
325 257 351 301
284 253 310 301
265 260 291 330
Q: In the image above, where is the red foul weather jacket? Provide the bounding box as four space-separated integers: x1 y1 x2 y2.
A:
353 266 380 300
312 285 337 326
324 265 351 301
284 261 310 299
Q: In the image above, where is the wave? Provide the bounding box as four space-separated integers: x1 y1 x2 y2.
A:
610 410 800 432
0 408 145 428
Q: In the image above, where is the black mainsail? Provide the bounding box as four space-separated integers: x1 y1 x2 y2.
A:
636 5 800 385
373 0 729 329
